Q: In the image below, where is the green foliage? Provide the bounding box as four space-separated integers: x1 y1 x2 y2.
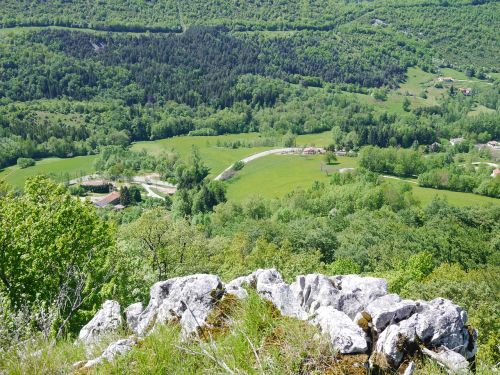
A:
323 151 337 165
401 264 500 364
16 157 35 169
326 258 361 275
0 177 115 337
232 160 245 171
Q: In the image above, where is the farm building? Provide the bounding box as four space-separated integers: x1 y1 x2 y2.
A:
303 147 325 155
437 77 454 82
487 141 499 150
94 191 121 208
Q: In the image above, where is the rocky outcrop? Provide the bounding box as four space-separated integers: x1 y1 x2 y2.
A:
311 306 369 354
133 274 225 336
75 270 476 373
74 336 140 371
78 300 122 344
360 294 416 333
421 347 469 374
370 298 476 370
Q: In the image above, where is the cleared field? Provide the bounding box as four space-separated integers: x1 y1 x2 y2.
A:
225 154 356 201
226 154 499 207
0 155 96 188
1 132 332 188
351 67 492 116
132 133 273 178
131 132 333 177
384 179 500 207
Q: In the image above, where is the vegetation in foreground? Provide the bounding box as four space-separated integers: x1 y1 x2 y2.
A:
0 166 498 373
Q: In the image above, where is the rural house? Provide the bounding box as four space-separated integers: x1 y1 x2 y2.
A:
94 191 121 208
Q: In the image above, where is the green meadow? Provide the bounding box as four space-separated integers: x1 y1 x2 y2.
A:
2 130 498 208
226 154 356 201
0 155 96 188
131 132 333 178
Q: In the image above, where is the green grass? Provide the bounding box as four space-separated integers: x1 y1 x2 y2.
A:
131 132 333 178
383 178 500 207
350 67 492 116
0 155 96 188
226 154 356 201
225 152 498 207
1 132 333 189
132 133 273 178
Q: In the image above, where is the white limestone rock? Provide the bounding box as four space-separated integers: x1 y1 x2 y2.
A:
134 274 224 336
362 294 417 333
78 300 122 345
227 269 306 319
254 269 306 319
422 347 469 374
330 275 388 319
124 302 143 333
289 274 343 314
371 298 476 369
75 337 139 370
311 306 369 354
416 298 476 359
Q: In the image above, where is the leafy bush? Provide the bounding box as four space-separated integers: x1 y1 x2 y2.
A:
16 157 35 169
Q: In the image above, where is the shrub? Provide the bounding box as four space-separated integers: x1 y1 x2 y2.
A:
16 157 35 169
233 160 245 171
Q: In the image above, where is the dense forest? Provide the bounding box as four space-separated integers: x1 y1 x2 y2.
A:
0 25 498 168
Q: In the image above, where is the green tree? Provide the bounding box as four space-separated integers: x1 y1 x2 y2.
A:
323 151 337 165
120 186 132 206
402 97 411 112
0 177 114 336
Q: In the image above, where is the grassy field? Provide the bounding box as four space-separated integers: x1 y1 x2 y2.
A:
0 155 96 188
2 130 498 208
383 178 500 207
225 153 499 207
0 132 332 188
226 154 354 201
131 132 333 178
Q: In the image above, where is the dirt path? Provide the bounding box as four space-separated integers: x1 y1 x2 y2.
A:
142 183 163 199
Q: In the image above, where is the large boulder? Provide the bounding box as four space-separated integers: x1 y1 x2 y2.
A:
371 298 476 369
289 274 387 319
289 274 343 314
330 275 388 319
360 294 417 333
78 300 122 345
133 274 224 336
416 298 476 359
227 269 306 319
311 306 369 354
74 337 139 371
124 302 143 333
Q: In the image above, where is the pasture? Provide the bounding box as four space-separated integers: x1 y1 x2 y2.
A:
225 154 356 201
0 155 96 188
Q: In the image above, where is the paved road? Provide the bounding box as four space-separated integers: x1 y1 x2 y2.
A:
214 148 303 181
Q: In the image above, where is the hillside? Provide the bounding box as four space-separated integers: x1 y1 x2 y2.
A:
0 1 499 374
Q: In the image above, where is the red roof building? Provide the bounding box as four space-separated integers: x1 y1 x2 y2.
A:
95 191 121 208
